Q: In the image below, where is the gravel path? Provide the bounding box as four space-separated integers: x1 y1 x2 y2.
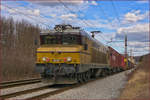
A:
44 69 134 99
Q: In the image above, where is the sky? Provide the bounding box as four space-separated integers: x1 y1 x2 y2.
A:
1 0 149 56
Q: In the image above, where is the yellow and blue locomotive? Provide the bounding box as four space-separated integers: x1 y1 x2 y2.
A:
36 24 126 84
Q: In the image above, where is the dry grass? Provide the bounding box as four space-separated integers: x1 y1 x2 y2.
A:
119 55 150 99
1 55 40 81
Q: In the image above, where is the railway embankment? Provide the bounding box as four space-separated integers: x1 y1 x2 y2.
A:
120 54 150 99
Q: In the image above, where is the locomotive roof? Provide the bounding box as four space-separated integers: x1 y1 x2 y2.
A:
40 24 108 50
40 28 81 35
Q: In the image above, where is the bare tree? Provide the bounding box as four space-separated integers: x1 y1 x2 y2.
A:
1 17 40 81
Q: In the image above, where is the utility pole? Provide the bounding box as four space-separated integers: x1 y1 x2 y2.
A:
130 49 132 61
125 34 128 67
130 49 132 57
130 49 135 64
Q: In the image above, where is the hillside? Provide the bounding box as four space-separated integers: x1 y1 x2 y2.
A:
134 53 150 63
120 54 150 99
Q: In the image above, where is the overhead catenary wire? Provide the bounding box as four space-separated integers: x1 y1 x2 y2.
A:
6 0 109 43
98 2 124 51
15 0 54 29
110 0 130 55
4 1 112 44
58 0 108 43
58 0 125 52
98 4 119 41
3 4 52 29
58 0 92 27
110 0 122 26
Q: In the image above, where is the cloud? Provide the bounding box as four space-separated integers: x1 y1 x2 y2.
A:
29 0 89 18
60 13 77 20
65 18 117 30
128 41 149 48
30 0 84 6
116 23 149 41
8 8 18 13
27 9 40 16
122 10 148 23
127 41 149 56
136 0 149 4
50 14 57 18
85 1 89 4
109 41 149 56
113 9 149 56
1 5 5 10
34 9 40 16
4 4 40 16
113 10 149 56
91 1 98 5
2 1 149 56
2 1 90 29
117 23 149 34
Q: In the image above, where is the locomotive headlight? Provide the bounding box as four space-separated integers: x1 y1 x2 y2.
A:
67 57 72 62
42 57 49 62
42 57 47 61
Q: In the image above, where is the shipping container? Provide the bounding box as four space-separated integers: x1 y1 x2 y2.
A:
108 46 125 69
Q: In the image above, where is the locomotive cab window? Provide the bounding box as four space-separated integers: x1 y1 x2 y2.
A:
40 35 61 44
40 34 81 45
62 34 81 45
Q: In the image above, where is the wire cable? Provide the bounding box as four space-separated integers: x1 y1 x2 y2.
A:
58 0 109 43
110 0 121 26
3 4 52 29
99 3 123 48
15 0 53 29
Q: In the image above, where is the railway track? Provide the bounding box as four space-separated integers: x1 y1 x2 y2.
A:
0 85 49 99
1 76 111 99
0 78 41 89
26 76 110 99
0 69 134 100
0 76 104 99
26 69 135 99
26 84 78 100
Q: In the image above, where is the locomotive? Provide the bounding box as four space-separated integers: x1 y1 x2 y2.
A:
35 24 133 84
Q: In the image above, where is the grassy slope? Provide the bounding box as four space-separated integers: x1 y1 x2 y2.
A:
119 55 150 99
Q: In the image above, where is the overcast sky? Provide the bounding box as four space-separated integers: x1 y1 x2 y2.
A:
1 0 149 56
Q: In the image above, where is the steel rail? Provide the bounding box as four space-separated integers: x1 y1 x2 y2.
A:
26 78 107 99
0 78 41 89
0 69 134 99
25 69 133 99
0 78 41 85
0 85 49 99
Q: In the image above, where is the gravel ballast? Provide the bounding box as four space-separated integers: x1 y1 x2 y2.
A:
0 69 134 99
44 69 134 99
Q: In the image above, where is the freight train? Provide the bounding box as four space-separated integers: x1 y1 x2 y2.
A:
35 24 134 84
